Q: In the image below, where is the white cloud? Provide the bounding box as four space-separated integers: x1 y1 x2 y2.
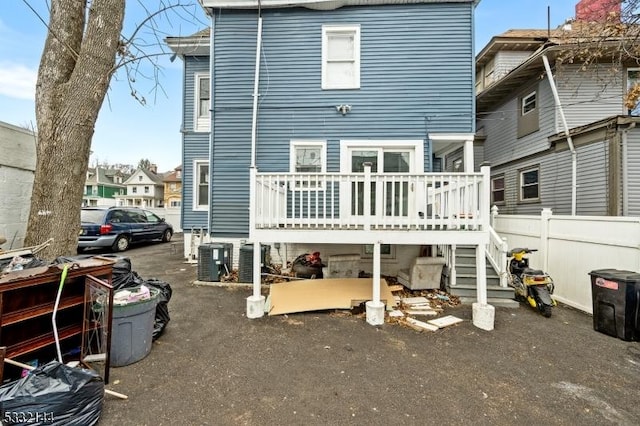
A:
0 63 37 100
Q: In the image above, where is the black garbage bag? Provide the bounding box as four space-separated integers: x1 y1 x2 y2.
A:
0 255 48 274
0 361 104 426
142 278 173 340
109 256 144 290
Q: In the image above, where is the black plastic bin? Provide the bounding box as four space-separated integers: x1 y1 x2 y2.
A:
589 269 640 341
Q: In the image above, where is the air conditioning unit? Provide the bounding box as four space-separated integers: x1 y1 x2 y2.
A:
238 244 271 283
197 243 233 281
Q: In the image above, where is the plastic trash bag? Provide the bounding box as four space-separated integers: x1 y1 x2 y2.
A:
0 361 104 426
142 278 173 340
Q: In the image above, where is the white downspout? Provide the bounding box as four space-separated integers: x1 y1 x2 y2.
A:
250 16 263 169
622 123 636 215
543 54 577 215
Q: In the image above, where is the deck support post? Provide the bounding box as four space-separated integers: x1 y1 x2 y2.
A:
472 243 494 330
366 241 385 325
246 239 265 319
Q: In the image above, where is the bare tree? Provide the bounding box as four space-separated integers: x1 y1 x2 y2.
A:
24 0 203 258
554 0 640 109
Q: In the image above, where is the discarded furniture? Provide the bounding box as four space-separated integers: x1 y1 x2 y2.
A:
397 257 446 290
0 258 114 383
324 254 361 278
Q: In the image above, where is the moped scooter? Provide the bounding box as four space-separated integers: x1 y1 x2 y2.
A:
507 248 556 317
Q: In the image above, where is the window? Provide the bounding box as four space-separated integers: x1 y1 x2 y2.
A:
491 175 505 205
132 187 137 194
626 68 640 115
170 200 181 207
144 210 161 223
322 25 360 90
195 73 210 131
522 91 536 115
518 88 539 138
519 167 539 202
362 244 394 259
194 160 209 210
169 183 177 191
290 140 326 190
138 175 143 181
144 186 150 194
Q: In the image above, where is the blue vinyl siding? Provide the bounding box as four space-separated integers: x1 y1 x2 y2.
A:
200 3 474 236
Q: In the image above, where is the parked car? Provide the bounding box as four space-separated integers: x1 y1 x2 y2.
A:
78 207 173 252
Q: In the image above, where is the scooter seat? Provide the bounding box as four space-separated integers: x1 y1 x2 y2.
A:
523 268 544 276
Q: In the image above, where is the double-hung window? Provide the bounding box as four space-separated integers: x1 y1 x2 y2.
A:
194 160 210 210
519 167 539 202
626 68 640 115
491 175 505 205
290 141 326 189
195 73 210 131
322 25 360 90
521 91 537 115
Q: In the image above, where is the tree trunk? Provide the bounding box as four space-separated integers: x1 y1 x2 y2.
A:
25 0 125 259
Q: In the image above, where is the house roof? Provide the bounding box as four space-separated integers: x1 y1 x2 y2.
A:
124 168 165 185
199 0 476 10
166 29 210 56
475 29 563 67
163 166 183 183
547 115 640 143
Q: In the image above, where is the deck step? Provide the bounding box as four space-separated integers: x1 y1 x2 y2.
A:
447 283 514 299
458 297 520 308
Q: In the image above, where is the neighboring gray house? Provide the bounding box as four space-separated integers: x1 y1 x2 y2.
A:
0 121 36 250
168 0 496 327
476 0 640 216
115 166 165 208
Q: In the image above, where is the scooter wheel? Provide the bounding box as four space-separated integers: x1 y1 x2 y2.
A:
541 304 552 318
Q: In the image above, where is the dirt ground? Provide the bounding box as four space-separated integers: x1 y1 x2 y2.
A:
98 234 640 426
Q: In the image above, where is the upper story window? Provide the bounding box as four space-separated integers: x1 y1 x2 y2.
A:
491 175 505 205
194 160 209 210
519 166 539 202
195 73 210 132
626 68 640 115
322 25 360 90
518 87 539 138
132 187 138 194
138 175 143 182
144 186 150 194
290 140 326 190
522 91 537 115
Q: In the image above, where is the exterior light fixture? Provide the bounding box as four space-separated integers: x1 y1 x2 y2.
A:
336 104 352 116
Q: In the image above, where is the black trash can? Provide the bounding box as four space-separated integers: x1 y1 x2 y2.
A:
588 269 640 341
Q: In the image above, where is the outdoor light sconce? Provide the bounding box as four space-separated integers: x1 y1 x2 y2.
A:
336 104 352 116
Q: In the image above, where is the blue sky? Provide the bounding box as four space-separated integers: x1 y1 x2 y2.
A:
0 0 578 172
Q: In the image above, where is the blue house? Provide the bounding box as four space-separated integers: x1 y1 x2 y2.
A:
167 0 495 328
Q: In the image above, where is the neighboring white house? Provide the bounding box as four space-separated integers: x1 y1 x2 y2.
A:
0 121 36 250
115 166 165 208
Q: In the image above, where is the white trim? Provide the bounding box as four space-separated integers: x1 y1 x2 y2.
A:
428 133 475 143
322 24 361 90
193 159 210 211
194 72 211 132
521 91 537 116
289 140 327 190
519 166 540 202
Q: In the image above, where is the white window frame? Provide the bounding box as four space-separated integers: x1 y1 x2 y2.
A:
491 175 505 205
290 140 327 190
521 91 537 116
194 72 211 132
193 160 210 211
626 68 640 114
322 24 361 90
361 244 395 260
519 166 540 202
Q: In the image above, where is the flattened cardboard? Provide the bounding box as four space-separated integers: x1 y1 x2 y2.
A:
428 315 463 328
268 278 396 316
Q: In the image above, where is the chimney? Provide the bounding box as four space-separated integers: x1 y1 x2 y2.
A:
149 163 158 174
575 0 621 22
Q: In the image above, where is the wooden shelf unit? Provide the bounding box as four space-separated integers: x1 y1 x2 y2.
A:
0 257 115 383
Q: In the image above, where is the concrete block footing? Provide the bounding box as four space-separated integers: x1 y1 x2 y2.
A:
472 302 495 331
246 295 266 319
366 300 385 326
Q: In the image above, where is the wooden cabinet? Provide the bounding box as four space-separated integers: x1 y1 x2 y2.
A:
0 258 114 383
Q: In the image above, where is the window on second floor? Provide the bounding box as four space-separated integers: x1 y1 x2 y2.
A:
491 175 505 205
519 166 540 202
322 24 360 90
144 186 150 194
518 88 539 138
626 68 640 115
195 73 210 132
132 187 137 194
194 160 209 210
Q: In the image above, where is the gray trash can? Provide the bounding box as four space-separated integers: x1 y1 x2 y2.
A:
110 287 159 367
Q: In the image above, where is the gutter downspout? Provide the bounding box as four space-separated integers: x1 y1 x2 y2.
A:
208 12 215 239
250 16 263 169
542 54 577 215
621 122 636 215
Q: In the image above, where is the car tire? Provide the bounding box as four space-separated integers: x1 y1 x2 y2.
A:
162 229 173 243
112 235 130 252
77 247 86 254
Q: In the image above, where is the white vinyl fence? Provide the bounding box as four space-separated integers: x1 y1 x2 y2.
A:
493 208 640 313
148 207 182 233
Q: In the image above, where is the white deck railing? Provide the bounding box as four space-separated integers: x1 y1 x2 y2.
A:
251 165 491 232
487 226 509 287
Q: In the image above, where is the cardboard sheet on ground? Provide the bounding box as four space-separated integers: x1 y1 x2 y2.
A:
268 278 396 315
